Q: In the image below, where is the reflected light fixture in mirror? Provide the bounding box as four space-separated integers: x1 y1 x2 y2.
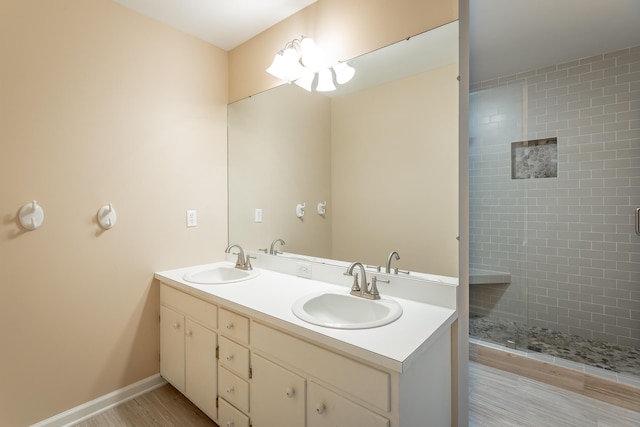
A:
266 36 355 92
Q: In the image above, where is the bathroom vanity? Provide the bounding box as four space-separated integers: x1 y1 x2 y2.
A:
155 254 457 427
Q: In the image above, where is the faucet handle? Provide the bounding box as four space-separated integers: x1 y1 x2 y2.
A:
366 264 381 272
245 255 256 270
258 248 268 254
231 252 244 269
369 276 389 300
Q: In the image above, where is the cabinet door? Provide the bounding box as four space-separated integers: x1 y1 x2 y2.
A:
160 305 185 392
308 382 389 427
185 319 217 420
251 354 305 427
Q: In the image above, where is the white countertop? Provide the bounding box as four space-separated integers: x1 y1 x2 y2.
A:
155 261 457 373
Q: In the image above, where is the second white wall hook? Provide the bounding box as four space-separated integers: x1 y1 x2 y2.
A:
296 203 306 219
19 200 44 230
317 201 327 216
97 203 117 230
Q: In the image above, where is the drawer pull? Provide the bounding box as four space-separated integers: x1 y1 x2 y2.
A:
285 387 295 398
226 386 234 394
226 422 234 427
226 354 234 361
316 403 326 414
226 323 234 330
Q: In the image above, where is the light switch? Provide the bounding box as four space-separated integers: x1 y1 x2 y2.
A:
255 208 263 223
186 210 197 227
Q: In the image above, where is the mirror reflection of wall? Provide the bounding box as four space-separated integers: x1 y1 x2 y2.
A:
229 22 459 277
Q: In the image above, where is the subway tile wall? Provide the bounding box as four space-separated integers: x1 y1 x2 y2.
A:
469 45 640 348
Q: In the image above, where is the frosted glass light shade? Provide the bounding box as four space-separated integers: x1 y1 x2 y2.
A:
300 37 323 70
316 68 336 92
266 52 286 80
334 62 355 84
281 47 306 82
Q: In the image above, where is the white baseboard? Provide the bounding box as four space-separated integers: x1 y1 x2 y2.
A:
30 374 167 427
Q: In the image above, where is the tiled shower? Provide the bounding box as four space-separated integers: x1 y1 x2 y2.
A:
469 45 639 379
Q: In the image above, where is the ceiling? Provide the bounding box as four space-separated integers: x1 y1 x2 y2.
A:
470 0 640 83
110 0 317 51
110 0 640 82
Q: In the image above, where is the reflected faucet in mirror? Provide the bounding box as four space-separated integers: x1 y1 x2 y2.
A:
386 251 400 273
270 238 286 255
225 244 254 270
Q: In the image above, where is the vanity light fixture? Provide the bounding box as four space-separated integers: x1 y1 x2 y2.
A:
266 36 355 92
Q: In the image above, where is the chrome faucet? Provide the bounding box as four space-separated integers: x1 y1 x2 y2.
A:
386 251 400 274
345 262 382 300
225 244 254 270
269 238 286 255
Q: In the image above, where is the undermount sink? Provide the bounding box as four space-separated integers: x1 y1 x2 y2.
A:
182 264 259 284
291 291 403 329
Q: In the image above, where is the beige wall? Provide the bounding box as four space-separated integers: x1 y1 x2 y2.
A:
331 64 459 277
228 85 333 257
228 0 458 102
0 1 228 425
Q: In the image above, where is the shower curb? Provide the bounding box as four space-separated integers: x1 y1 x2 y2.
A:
469 341 640 413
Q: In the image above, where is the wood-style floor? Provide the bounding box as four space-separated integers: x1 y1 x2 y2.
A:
73 362 639 427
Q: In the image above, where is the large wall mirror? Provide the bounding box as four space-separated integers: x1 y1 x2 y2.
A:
229 21 459 277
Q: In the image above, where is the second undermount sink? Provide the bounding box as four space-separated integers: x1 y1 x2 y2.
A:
291 291 403 329
182 264 259 284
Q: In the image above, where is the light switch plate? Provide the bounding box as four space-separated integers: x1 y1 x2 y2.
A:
186 210 197 227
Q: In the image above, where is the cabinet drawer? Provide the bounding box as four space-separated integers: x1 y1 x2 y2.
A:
218 398 249 427
308 382 389 427
219 336 250 378
219 367 249 413
252 322 390 412
219 308 249 343
251 354 305 427
160 284 217 330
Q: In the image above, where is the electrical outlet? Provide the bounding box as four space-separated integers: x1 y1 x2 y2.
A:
186 210 197 227
296 262 312 279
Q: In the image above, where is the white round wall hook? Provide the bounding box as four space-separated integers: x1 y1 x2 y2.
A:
19 200 44 230
97 203 117 230
296 203 306 218
317 201 327 216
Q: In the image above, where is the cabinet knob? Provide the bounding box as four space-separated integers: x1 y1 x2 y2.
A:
185 330 192 337
226 386 234 394
285 387 295 398
172 322 180 329
226 354 234 361
226 422 234 427
226 323 234 330
316 403 326 414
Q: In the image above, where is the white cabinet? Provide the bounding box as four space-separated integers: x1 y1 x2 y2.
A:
250 354 306 427
158 280 452 427
160 285 218 419
308 382 389 427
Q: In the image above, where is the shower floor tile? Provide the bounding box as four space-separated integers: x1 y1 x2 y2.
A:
470 315 640 377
